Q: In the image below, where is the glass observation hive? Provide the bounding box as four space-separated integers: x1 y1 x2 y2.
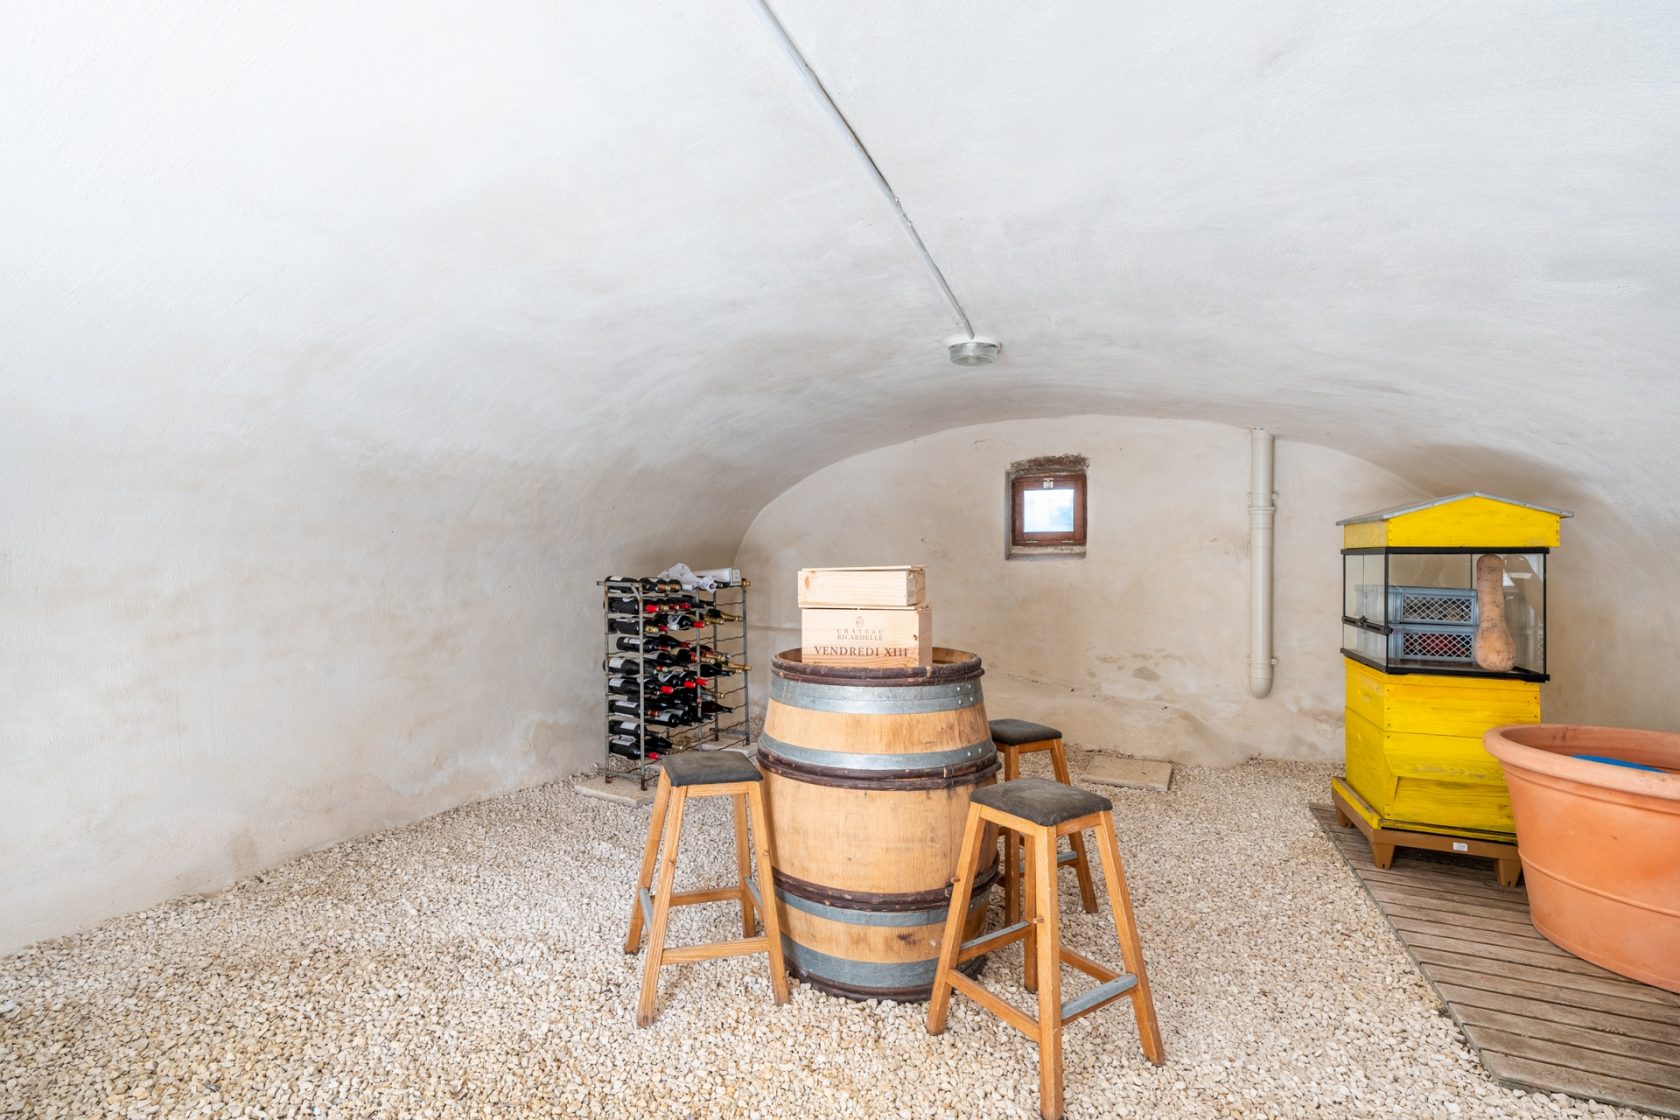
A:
1330 493 1571 872
1343 550 1548 678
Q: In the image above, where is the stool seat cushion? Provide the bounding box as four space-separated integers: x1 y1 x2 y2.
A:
971 777 1111 826
988 718 1062 746
661 750 762 787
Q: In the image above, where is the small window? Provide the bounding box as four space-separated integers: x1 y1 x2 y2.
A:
1010 470 1086 552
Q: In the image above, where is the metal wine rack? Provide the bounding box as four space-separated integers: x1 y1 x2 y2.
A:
597 576 751 789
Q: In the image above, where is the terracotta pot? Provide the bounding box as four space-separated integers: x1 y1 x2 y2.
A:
1483 724 1680 993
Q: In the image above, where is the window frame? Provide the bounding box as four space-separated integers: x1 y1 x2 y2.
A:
1010 471 1087 548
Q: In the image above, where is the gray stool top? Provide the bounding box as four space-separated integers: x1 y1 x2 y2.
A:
661 750 762 788
989 718 1062 746
972 777 1111 826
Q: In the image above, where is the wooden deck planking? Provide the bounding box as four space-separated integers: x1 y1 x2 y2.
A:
1432 977 1680 1042
1455 1005 1680 1069
1416 949 1680 1016
1312 803 1680 1118
1482 1053 1680 1118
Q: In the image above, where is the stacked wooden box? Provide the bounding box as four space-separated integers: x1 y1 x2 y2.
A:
799 566 931 668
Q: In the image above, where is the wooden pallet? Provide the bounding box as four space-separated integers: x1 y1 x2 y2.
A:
1313 803 1680 1118
1331 776 1522 887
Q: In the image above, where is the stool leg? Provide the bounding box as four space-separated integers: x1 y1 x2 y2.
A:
733 792 756 938
1002 746 1022 925
1093 815 1165 1065
1023 820 1040 994
928 801 986 1036
746 782 790 1005
625 772 672 954
636 787 687 1028
1032 824 1065 1120
1050 743 1099 914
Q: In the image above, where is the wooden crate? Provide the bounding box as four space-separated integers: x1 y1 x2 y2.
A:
797 566 926 608
801 604 932 668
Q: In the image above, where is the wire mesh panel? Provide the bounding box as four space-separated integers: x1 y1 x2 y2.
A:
1390 587 1477 625
1391 626 1476 663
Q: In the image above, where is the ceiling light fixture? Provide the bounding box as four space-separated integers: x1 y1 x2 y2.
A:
748 0 1001 366
947 337 1001 366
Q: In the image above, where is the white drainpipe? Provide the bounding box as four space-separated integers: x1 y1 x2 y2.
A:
1249 428 1277 698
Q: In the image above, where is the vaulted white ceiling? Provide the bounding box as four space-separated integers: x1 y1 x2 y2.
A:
7 0 1676 539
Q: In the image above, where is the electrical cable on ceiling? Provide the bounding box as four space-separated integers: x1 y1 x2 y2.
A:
747 0 998 363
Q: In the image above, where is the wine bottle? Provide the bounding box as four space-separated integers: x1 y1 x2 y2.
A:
608 617 659 637
608 736 663 761
700 698 737 716
647 707 701 727
703 607 742 623
699 655 749 674
611 697 685 717
609 719 681 745
661 612 696 632
606 676 645 697
608 647 676 668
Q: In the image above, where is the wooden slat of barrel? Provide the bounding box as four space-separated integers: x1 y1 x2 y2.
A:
762 779 981 896
774 888 993 1002
763 647 998 1002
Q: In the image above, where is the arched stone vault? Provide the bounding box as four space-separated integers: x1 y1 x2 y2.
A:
1 0 1674 948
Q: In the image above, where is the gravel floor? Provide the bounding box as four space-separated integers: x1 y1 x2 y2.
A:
0 759 1648 1120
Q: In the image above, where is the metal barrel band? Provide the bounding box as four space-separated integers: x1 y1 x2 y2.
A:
770 647 984 687
757 746 1000 791
758 733 992 773
768 675 983 714
782 940 987 1000
775 884 989 928
772 863 1001 914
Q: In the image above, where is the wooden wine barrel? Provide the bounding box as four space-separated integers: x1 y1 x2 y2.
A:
761 647 999 1001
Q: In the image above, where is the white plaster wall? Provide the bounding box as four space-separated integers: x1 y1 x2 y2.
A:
736 417 1427 765
0 413 743 953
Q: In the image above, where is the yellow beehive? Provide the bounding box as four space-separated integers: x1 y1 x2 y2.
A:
1335 493 1569 843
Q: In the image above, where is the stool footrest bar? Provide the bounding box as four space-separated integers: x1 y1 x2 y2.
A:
669 886 745 906
1060 974 1138 1025
1060 946 1119 983
661 936 769 964
958 919 1032 963
947 972 1037 1038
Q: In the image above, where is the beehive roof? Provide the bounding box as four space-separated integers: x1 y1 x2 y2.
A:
1338 493 1573 526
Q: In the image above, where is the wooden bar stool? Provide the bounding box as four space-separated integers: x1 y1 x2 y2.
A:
989 719 1098 923
928 777 1165 1120
624 751 790 1027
